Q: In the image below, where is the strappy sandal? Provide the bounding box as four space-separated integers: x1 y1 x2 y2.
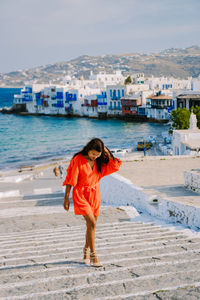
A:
83 247 90 265
90 251 103 267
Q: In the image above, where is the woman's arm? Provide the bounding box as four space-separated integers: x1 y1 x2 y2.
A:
63 184 72 211
101 146 122 178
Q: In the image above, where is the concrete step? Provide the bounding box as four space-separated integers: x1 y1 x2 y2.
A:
0 233 191 269
0 227 185 249
0 227 177 248
0 236 198 260
1 200 200 299
0 221 155 239
1 263 200 299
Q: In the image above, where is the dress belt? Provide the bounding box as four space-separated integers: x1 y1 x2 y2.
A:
77 183 97 191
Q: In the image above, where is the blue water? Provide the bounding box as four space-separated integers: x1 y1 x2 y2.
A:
0 88 169 171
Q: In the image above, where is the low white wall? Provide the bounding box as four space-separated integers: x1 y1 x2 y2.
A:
184 170 200 193
101 173 200 229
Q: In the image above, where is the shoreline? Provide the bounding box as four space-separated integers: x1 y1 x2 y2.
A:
0 108 170 123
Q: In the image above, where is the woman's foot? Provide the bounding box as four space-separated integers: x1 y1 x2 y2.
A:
90 251 103 267
83 247 90 264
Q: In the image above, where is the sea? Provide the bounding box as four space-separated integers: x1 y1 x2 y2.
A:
0 88 169 171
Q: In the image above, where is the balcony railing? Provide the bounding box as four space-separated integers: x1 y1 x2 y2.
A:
151 104 170 109
111 96 121 100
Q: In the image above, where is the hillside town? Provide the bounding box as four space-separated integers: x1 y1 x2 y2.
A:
6 70 200 122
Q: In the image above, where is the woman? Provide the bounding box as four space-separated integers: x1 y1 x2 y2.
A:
63 138 122 267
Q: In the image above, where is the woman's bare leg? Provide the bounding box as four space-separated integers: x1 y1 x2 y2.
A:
84 214 97 253
84 215 98 249
83 214 102 266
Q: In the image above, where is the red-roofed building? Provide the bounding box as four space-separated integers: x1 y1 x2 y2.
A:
146 92 174 121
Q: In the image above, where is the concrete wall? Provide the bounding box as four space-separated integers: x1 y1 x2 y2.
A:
184 170 200 193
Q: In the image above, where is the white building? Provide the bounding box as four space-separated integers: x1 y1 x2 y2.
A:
173 112 200 155
146 76 191 91
89 70 124 86
82 94 98 118
146 92 173 121
175 92 200 110
106 85 125 116
191 78 200 91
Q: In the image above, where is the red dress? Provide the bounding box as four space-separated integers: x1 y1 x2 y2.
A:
63 154 122 216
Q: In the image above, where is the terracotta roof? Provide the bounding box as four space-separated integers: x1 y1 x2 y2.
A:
150 95 172 100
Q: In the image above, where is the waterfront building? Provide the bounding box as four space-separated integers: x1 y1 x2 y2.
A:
11 72 199 120
81 91 108 118
13 85 33 113
106 85 125 116
146 92 174 121
121 94 142 116
176 93 200 109
97 91 107 119
82 94 98 118
173 111 200 155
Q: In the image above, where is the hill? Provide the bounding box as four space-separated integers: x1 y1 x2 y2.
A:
0 46 200 87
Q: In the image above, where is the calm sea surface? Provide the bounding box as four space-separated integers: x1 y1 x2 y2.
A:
0 88 169 171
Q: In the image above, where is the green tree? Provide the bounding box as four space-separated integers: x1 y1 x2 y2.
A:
170 106 200 134
192 105 200 128
171 107 190 130
124 76 132 85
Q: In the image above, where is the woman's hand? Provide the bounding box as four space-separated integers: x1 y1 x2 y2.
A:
63 184 72 211
63 197 70 211
104 146 115 160
104 146 112 158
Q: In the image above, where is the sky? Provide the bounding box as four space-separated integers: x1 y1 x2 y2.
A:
0 0 200 73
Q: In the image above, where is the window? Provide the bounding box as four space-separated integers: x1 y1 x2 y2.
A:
118 90 120 98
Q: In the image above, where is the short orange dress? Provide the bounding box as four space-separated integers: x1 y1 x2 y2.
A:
63 154 122 216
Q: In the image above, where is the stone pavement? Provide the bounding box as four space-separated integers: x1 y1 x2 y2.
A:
0 159 200 299
1 188 200 299
118 156 200 224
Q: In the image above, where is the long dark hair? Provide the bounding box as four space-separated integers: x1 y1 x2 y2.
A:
73 138 114 172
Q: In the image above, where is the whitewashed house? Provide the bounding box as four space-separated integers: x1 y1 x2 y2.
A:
82 94 98 118
97 91 107 118
106 85 125 116
191 78 200 92
89 70 124 87
146 92 174 121
146 76 191 91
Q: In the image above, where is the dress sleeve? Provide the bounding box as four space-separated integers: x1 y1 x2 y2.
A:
62 156 79 187
101 157 122 178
